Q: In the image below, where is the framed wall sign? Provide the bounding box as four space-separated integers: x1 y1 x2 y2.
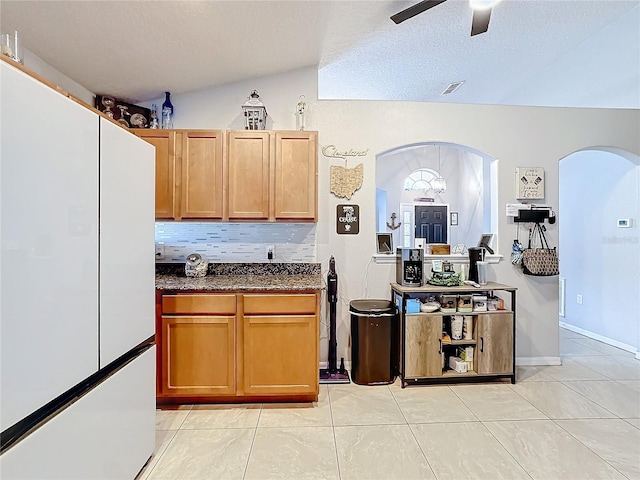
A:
450 212 458 226
516 167 545 199
336 204 359 234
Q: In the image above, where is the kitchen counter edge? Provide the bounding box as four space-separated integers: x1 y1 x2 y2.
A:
155 274 324 291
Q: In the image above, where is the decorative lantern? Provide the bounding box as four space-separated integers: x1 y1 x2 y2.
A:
242 90 268 130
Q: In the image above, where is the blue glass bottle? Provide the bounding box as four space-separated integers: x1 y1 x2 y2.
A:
161 92 173 129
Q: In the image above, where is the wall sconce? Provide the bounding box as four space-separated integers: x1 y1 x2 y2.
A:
296 95 306 131
242 90 268 130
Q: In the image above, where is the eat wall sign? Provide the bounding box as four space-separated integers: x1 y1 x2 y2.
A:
336 204 359 234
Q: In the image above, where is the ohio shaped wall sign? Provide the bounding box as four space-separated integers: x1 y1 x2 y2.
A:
515 167 545 200
337 204 359 234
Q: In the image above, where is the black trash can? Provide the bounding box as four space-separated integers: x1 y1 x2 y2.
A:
350 299 398 385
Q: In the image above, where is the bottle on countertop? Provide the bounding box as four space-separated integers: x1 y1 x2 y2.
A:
161 92 173 129
149 103 159 129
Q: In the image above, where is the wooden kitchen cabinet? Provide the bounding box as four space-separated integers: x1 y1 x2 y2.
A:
227 131 270 220
180 130 224 219
156 291 320 402
160 316 235 396
134 130 178 219
476 312 513 375
274 131 317 221
242 294 319 395
137 129 317 222
226 130 317 222
134 129 223 220
160 294 236 396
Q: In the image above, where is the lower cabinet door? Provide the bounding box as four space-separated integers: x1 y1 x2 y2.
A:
476 312 514 375
243 315 318 395
161 316 235 396
404 314 443 378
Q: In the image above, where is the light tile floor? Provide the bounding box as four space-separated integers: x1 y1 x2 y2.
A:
137 327 640 480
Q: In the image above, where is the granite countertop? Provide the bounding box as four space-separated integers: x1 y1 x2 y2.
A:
155 262 324 292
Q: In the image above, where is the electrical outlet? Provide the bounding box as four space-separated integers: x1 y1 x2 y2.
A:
155 243 165 260
266 245 275 260
577 294 583 305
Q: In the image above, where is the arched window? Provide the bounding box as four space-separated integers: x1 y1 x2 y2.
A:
403 168 439 191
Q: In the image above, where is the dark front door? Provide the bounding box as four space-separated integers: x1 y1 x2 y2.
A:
415 205 448 243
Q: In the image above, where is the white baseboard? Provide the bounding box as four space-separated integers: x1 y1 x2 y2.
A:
321 334 639 372
516 356 562 366
559 322 638 354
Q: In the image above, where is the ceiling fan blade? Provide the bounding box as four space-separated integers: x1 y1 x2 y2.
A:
391 0 448 24
470 7 492 36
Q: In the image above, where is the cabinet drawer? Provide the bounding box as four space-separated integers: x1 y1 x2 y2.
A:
162 294 236 314
243 294 317 314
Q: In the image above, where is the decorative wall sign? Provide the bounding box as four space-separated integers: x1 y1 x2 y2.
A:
336 204 359 234
330 163 363 200
516 167 545 199
386 212 401 230
450 212 459 226
322 145 369 160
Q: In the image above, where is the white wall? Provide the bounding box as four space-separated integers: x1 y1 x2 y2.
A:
559 150 640 354
316 102 639 365
139 65 639 366
143 67 315 131
22 49 94 105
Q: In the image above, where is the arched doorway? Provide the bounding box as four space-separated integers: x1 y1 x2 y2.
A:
559 147 640 358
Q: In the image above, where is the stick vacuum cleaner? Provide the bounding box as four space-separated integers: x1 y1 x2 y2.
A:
319 256 350 384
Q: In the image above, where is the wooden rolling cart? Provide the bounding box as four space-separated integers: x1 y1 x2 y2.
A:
391 282 517 387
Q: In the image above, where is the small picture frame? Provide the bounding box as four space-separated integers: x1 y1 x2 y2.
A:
450 212 459 226
478 233 495 255
376 233 393 254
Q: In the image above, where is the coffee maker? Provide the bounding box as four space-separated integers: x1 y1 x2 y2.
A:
396 247 424 286
468 247 486 283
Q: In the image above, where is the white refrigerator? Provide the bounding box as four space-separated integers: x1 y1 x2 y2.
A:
0 59 156 479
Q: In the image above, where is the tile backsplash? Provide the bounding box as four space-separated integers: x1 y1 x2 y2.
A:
155 222 317 263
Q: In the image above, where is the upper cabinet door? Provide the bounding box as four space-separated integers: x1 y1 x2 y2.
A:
227 131 270 220
181 130 224 219
134 130 177 220
274 131 317 221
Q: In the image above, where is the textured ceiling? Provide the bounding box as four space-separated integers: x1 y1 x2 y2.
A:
1 0 639 108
